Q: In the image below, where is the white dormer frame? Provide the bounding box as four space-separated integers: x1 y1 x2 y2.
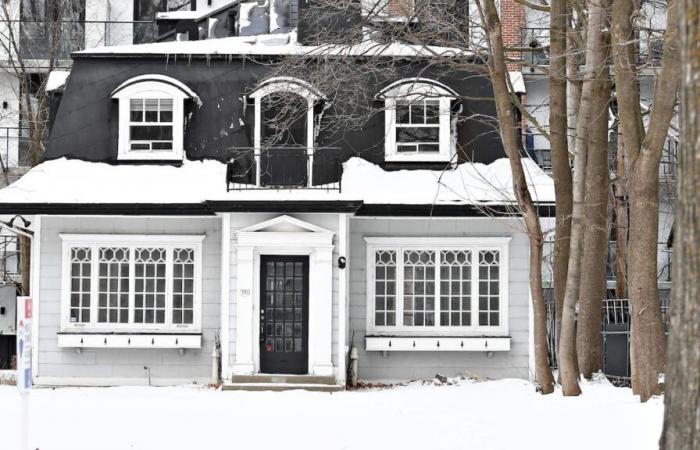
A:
112 75 198 161
249 77 323 187
378 78 457 163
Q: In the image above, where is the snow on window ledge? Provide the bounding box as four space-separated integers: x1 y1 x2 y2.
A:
364 336 511 352
57 332 202 349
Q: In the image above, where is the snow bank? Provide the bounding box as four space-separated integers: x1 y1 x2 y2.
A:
0 156 554 206
76 31 468 58
341 156 555 204
0 378 663 450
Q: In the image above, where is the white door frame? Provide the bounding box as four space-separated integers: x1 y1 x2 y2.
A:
231 216 335 377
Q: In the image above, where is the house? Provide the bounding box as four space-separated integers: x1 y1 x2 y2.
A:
0 0 556 389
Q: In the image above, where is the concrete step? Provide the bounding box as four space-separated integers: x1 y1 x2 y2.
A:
222 382 344 392
230 374 337 385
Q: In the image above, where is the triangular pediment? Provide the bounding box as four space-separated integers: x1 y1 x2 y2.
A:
237 215 332 234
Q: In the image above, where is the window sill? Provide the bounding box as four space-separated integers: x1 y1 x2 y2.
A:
117 152 183 161
384 153 453 163
365 336 511 352
57 332 202 349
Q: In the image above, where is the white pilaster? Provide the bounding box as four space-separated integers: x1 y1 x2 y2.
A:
309 246 334 376
231 245 255 375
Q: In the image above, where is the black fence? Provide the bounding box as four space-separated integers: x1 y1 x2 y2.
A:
545 293 672 380
226 147 343 190
0 127 32 169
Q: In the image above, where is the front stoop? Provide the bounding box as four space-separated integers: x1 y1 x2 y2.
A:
223 374 344 392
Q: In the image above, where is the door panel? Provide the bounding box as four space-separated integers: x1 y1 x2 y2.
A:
260 255 309 374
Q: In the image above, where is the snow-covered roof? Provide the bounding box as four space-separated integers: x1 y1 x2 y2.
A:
156 10 209 20
0 157 554 207
76 32 468 58
342 157 554 204
46 70 71 92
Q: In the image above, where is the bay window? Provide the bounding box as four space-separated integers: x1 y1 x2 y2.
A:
60 234 204 333
365 237 510 336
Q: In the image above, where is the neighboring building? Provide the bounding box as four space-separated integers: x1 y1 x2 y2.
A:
0 1 556 388
520 2 675 377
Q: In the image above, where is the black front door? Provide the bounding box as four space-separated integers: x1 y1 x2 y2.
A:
260 255 309 374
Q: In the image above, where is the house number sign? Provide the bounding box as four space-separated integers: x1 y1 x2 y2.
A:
240 288 251 297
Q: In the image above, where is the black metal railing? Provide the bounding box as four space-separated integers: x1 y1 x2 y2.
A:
0 127 32 169
16 19 159 59
226 147 343 190
0 235 20 285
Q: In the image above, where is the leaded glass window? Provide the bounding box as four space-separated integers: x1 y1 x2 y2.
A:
374 250 396 326
439 250 471 326
173 248 195 325
98 247 130 324
69 247 91 323
134 248 167 324
402 250 435 326
478 250 500 326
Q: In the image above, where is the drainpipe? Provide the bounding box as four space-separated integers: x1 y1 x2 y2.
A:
211 346 220 385
349 347 359 387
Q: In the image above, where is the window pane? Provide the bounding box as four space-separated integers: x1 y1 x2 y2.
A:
396 126 440 143
144 99 159 122
172 248 195 325
69 247 92 323
130 125 173 141
478 250 500 326
134 248 167 324
402 250 435 326
97 247 130 324
374 250 396 327
130 99 143 122
439 250 471 326
159 99 173 122
424 100 440 124
396 103 410 124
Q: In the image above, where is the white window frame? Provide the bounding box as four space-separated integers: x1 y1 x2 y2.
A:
380 78 456 162
113 79 191 161
59 234 205 333
365 237 510 336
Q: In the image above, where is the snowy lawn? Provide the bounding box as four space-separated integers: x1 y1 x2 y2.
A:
0 377 663 450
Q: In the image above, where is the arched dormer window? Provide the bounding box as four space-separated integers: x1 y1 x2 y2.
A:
378 78 457 163
111 75 198 161
247 77 324 187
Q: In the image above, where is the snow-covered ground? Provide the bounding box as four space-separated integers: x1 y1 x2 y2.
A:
0 377 662 450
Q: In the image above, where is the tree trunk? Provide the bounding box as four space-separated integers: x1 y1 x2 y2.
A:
614 130 628 299
660 0 700 442
576 69 611 378
19 235 30 296
480 0 555 394
627 0 680 402
558 0 609 396
549 0 573 361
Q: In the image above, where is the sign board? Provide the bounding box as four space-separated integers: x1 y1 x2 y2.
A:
16 296 32 393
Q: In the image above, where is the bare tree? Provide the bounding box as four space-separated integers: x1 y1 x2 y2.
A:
611 0 679 402
660 0 700 442
558 0 611 396
548 0 573 361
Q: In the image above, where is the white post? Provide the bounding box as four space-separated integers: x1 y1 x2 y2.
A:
20 392 29 450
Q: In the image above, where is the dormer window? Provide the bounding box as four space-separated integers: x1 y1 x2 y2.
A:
111 75 198 161
379 78 457 163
